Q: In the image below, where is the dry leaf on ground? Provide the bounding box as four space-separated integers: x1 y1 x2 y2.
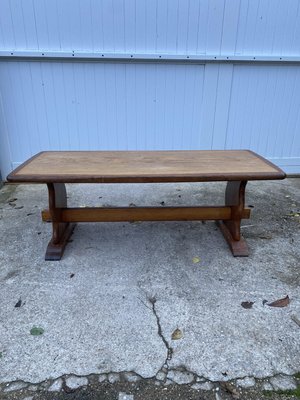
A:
14 299 22 308
267 295 290 308
241 301 254 309
220 382 240 399
171 328 183 340
30 326 44 336
288 212 300 217
192 257 200 264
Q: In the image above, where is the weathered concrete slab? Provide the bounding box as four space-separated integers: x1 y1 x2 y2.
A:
0 179 299 385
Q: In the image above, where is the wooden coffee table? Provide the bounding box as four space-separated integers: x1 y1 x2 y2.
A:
7 150 285 260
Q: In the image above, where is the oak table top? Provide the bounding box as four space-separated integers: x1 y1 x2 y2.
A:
7 150 285 183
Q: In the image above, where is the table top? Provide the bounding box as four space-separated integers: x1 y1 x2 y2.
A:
7 150 286 183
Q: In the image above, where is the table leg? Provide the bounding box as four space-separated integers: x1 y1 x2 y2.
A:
217 180 249 256
45 183 76 260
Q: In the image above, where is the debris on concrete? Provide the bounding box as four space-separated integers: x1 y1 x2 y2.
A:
64 375 88 390
167 369 194 384
98 374 107 383
123 372 141 382
236 377 256 388
119 393 134 400
108 372 120 383
30 326 44 336
27 384 38 391
262 381 274 391
241 301 254 309
171 328 183 340
48 378 63 392
267 295 290 308
220 382 240 399
4 381 28 392
192 381 214 390
156 371 166 381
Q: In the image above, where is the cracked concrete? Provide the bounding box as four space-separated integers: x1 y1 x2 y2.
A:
0 179 299 393
149 297 173 367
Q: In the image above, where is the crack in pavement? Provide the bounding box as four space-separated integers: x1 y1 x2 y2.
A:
148 297 173 365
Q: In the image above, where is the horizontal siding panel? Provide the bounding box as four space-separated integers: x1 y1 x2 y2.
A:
0 60 300 178
0 61 205 173
225 65 300 160
0 1 300 176
0 0 299 56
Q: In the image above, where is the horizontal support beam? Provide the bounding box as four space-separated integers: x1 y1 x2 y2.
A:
0 50 300 64
42 206 251 223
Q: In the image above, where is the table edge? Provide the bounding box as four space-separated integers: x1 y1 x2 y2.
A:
6 150 287 183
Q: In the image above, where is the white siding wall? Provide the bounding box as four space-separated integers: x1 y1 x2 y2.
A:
1 0 299 55
0 0 300 177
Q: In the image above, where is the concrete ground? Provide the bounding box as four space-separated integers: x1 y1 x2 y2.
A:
0 179 299 399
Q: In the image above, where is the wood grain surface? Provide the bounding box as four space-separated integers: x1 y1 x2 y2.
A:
7 150 286 183
41 206 251 222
